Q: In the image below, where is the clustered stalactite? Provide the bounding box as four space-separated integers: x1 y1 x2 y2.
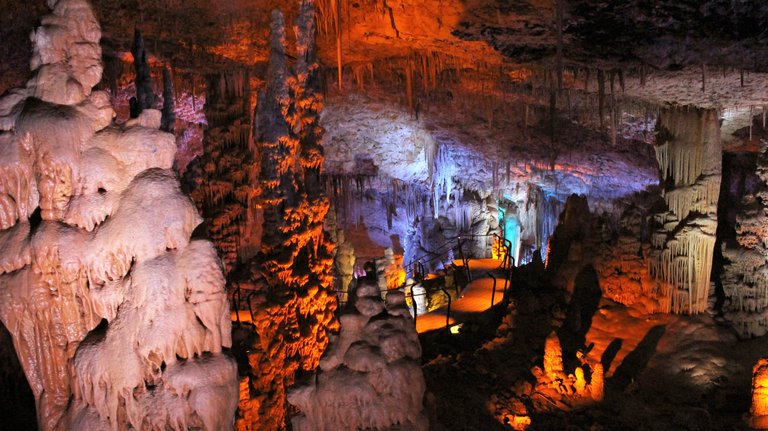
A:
184 69 257 276
0 1 237 429
323 45 664 148
236 2 338 430
649 107 721 314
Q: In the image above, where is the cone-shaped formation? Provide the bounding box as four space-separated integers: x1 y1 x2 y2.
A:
649 108 721 314
236 3 338 429
130 29 155 117
0 1 237 429
288 285 429 431
160 67 176 133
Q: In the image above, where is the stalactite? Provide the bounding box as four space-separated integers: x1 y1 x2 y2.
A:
405 59 414 115
649 108 721 314
597 69 605 129
184 69 256 276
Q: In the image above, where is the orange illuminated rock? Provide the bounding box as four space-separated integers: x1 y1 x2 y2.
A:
752 358 768 429
530 331 604 413
543 331 564 376
236 3 339 430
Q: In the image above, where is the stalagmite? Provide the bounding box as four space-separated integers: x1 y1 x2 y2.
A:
0 2 237 429
722 139 768 337
130 29 155 117
543 331 563 376
288 286 428 430
334 229 355 303
237 3 338 429
528 330 604 412
160 67 175 132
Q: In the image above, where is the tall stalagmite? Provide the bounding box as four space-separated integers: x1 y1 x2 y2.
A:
752 358 768 429
130 29 155 117
237 2 338 429
649 108 721 314
0 0 237 429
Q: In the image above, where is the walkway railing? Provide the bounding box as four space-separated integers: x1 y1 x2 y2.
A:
332 281 438 329
232 233 517 333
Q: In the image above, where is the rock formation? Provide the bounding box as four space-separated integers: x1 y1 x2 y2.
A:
288 283 429 431
236 3 338 429
721 141 768 337
0 1 237 429
130 28 155 117
752 358 768 429
334 228 355 303
649 108 721 314
185 70 257 276
594 203 661 311
376 247 405 293
530 332 604 410
160 67 176 133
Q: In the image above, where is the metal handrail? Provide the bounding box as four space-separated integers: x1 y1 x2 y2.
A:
440 287 452 330
489 273 497 307
457 236 471 282
402 233 501 273
232 287 242 325
492 232 513 270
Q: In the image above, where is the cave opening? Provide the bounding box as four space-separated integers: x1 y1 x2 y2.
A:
0 321 37 430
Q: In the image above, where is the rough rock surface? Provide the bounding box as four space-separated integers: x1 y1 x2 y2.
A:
185 70 258 276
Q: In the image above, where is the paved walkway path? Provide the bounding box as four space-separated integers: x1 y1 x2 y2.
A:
231 258 510 332
415 258 508 333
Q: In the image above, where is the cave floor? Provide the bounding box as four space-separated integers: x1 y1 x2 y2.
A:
422 286 767 431
417 258 509 333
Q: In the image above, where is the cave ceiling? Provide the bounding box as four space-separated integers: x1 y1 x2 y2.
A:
1 0 767 152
